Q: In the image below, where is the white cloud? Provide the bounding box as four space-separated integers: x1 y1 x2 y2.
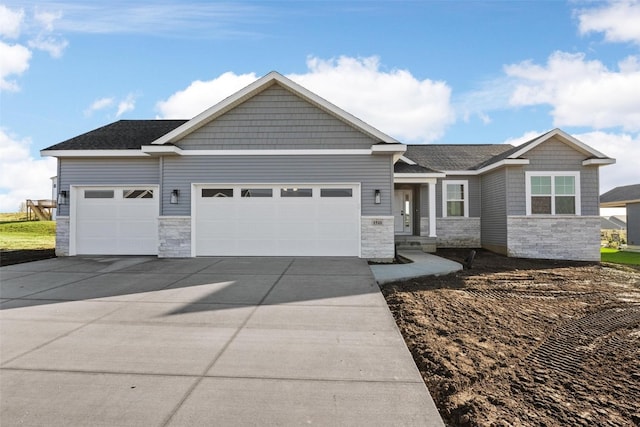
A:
505 51 640 131
84 97 114 116
0 4 23 38
0 4 67 92
156 56 455 143
502 130 542 147
156 72 259 119
116 93 136 117
574 131 640 193
578 0 640 45
504 129 639 194
28 35 68 58
288 56 454 143
0 40 31 91
0 129 57 213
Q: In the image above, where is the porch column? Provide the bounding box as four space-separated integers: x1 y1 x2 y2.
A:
428 180 437 237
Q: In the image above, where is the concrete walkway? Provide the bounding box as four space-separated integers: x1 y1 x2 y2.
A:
370 250 463 284
1 256 443 426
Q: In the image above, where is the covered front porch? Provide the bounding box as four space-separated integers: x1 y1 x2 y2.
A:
393 164 444 253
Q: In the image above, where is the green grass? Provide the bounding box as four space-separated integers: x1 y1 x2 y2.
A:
601 247 640 266
0 218 56 250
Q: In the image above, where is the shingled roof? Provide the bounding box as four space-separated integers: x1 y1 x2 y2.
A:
43 120 187 150
403 144 515 171
600 184 640 206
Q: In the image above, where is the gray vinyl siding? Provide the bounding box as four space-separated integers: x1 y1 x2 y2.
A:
57 158 160 216
506 137 600 216
161 154 392 216
177 85 377 150
480 168 507 247
627 202 640 246
436 176 480 217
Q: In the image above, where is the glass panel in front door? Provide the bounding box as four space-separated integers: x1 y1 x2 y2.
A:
404 194 411 229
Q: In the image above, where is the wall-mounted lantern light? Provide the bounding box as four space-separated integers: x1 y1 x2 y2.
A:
374 189 381 204
170 189 179 204
57 190 68 205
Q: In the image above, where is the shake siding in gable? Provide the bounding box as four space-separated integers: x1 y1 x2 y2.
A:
161 155 392 216
480 169 507 246
57 158 159 216
177 85 377 150
506 137 600 216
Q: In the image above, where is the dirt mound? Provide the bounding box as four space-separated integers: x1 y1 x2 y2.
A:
383 249 640 426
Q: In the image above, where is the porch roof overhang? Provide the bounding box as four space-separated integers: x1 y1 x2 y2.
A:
394 172 445 183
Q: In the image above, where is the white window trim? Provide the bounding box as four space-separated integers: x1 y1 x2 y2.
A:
525 171 581 215
442 180 469 218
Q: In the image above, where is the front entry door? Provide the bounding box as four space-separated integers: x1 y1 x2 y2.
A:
394 189 413 235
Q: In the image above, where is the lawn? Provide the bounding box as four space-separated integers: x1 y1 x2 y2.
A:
601 247 640 266
0 217 56 250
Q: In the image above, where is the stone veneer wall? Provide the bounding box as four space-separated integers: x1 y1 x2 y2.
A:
361 216 394 261
435 217 481 247
158 216 192 258
55 216 70 256
507 216 600 261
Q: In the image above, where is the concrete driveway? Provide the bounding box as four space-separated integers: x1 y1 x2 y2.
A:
0 256 443 426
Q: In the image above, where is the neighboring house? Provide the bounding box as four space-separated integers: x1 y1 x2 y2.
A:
600 216 626 248
41 72 615 262
601 184 640 252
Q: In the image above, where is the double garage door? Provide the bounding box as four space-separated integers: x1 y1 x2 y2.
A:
194 184 360 256
74 184 360 257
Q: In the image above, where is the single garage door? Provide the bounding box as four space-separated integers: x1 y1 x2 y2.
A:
194 184 360 256
75 187 158 255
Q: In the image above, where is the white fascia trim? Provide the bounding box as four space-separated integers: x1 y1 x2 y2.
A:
141 145 182 155
180 149 373 156
152 72 399 145
394 173 445 183
600 199 640 207
398 155 416 165
371 144 407 154
441 159 530 176
508 128 611 160
41 150 149 157
583 158 616 166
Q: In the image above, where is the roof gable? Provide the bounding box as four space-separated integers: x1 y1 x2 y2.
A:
152 71 398 146
175 84 377 149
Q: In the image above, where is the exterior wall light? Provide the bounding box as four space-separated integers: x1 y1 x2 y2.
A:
57 190 68 205
374 189 381 204
170 189 179 204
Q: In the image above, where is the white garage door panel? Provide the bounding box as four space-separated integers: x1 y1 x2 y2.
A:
195 184 360 257
75 187 158 255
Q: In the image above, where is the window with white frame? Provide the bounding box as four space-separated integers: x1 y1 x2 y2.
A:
442 180 469 217
526 172 580 215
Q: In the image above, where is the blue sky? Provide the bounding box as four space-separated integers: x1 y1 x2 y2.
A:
1 0 639 212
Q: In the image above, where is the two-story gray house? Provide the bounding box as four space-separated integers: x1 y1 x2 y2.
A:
42 72 614 262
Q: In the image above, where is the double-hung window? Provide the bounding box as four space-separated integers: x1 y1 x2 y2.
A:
442 180 469 217
526 172 580 215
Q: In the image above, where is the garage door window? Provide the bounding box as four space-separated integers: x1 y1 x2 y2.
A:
202 188 233 198
84 190 114 199
321 188 353 197
241 188 273 197
124 189 153 199
281 188 312 197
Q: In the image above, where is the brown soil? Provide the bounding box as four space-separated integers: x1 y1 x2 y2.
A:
382 249 640 427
